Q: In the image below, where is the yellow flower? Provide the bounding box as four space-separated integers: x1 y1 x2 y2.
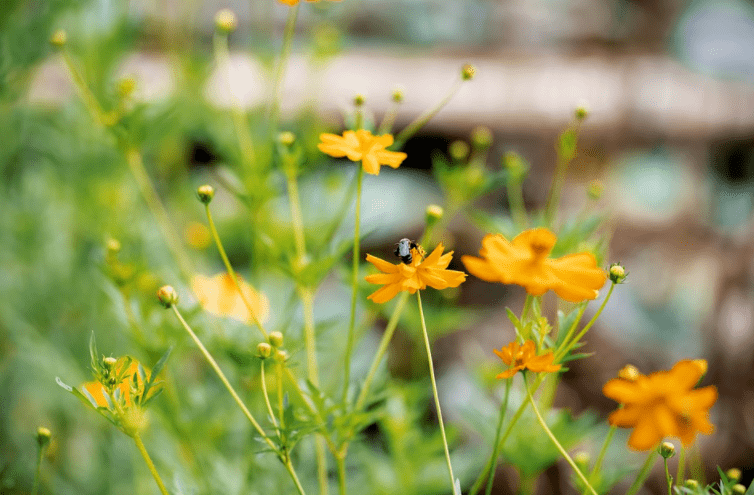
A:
603 360 717 451
278 0 339 5
461 228 606 302
318 130 407 175
365 243 466 303
82 360 147 408
192 273 270 324
493 340 561 379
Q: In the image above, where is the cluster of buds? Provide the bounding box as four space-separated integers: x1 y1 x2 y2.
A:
258 331 287 362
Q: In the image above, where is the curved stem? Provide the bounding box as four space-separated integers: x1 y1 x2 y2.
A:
205 203 268 339
132 431 170 495
261 360 279 429
555 283 615 363
523 374 597 495
625 451 658 495
484 378 512 495
269 4 299 137
343 167 364 404
394 79 462 148
417 292 456 493
590 425 617 481
354 291 409 412
377 101 400 135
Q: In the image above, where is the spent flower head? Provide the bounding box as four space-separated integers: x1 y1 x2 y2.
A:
603 359 717 450
365 243 466 303
462 228 606 302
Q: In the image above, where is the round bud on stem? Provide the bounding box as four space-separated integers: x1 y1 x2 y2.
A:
608 263 627 284
449 140 469 161
727 469 742 482
36 427 52 448
274 349 289 363
106 238 121 255
618 364 641 381
425 204 444 225
471 126 493 150
278 131 296 147
573 451 590 468
257 342 272 359
353 93 366 107
215 9 237 34
733 484 746 495
575 104 589 121
391 86 404 103
50 29 67 48
461 64 476 81
684 480 699 489
692 359 708 377
269 331 284 348
103 356 118 369
659 441 676 459
117 78 137 99
156 285 178 308
197 185 215 204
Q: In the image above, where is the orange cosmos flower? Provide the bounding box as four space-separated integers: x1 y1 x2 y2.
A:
493 340 561 379
192 273 270 324
365 243 466 303
461 228 606 302
278 0 340 6
318 129 407 175
82 359 147 408
603 360 717 451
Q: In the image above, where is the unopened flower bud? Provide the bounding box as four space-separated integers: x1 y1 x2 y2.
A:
503 151 528 180
117 78 137 99
353 93 366 107
727 468 742 482
684 479 699 489
269 331 284 348
278 131 295 147
106 238 121 255
274 349 289 363
197 185 215 204
391 86 404 103
36 427 52 448
425 204 444 225
449 140 469 161
156 285 178 308
257 342 272 359
659 441 675 459
215 9 237 34
573 451 590 468
692 359 708 377
471 126 493 150
461 64 476 81
103 357 118 368
733 484 746 494
575 104 589 121
618 364 641 381
587 179 603 200
50 30 67 48
608 263 627 284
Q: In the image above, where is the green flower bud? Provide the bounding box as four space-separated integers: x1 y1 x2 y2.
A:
215 9 237 34
575 104 589 121
106 238 121 256
353 93 366 107
103 357 118 368
257 342 272 359
733 484 746 495
659 441 675 459
156 285 178 308
197 185 215 204
269 331 284 348
608 263 627 284
684 479 699 489
117 78 137 99
726 468 742 482
471 126 493 150
425 204 444 226
278 131 296 147
50 30 67 48
461 64 476 81
36 427 52 448
449 140 469 161
391 86 404 103
274 349 289 363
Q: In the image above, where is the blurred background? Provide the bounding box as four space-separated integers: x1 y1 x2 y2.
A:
2 0 754 493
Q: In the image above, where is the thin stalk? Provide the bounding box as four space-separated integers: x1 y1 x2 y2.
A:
394 79 463 148
664 457 673 495
417 292 456 493
523 374 597 495
507 178 528 228
590 425 617 483
342 167 364 404
377 101 400 135
277 360 285 428
521 295 533 327
283 459 308 495
205 203 269 339
315 436 329 495
544 121 582 227
554 303 588 358
676 445 685 486
132 431 170 495
261 360 279 429
269 4 300 137
690 444 704 485
336 454 347 495
484 378 512 495
31 442 45 495
353 291 409 412
61 50 107 126
283 368 340 454
213 31 256 168
625 451 659 495
555 283 615 363
299 288 320 387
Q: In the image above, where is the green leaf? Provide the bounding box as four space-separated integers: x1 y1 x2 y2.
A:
556 306 585 346
56 376 97 410
506 307 523 333
89 332 98 370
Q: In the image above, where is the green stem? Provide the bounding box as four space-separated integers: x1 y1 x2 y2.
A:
625 451 658 495
31 443 45 495
283 459 308 495
523 374 597 495
484 378 512 495
377 101 400 135
343 167 364 404
664 457 673 495
353 291 409 412
269 4 299 137
205 203 268 339
555 283 615 363
261 360 279 429
213 31 256 168
61 50 107 126
417 292 456 493
132 431 170 495
676 445 685 485
589 424 617 484
394 79 463 148
336 454 347 495
277 361 285 429
544 122 581 227
507 178 528 228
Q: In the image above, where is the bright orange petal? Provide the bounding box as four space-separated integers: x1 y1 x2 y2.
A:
367 283 402 303
627 415 663 451
366 254 399 274
374 149 407 169
461 255 500 282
